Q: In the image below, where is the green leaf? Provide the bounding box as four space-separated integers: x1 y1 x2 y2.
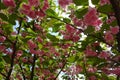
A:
2 55 11 64
0 62 4 71
46 33 58 41
46 9 57 17
53 22 63 32
98 4 113 14
0 13 8 21
75 8 88 19
73 0 88 6
0 1 7 9
2 24 13 34
8 14 18 25
68 55 78 63
63 18 71 23
84 26 95 34
91 0 100 5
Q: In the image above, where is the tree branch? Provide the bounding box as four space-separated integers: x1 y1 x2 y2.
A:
6 20 22 80
30 55 37 80
0 72 6 78
54 61 66 80
109 0 120 52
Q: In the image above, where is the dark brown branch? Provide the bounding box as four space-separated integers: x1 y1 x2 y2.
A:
54 61 66 80
18 63 26 80
0 72 6 77
6 20 22 80
109 0 120 52
30 55 37 80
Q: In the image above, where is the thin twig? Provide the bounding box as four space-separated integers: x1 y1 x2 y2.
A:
18 63 26 80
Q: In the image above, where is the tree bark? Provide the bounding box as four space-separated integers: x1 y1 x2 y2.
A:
109 0 120 52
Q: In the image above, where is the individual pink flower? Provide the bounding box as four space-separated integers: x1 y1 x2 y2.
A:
16 50 23 57
0 45 6 52
28 0 40 7
110 26 119 35
104 31 114 43
88 67 97 73
100 0 110 5
22 57 28 63
0 36 6 42
28 10 36 19
58 0 72 8
88 76 97 80
3 0 16 7
84 7 102 27
34 24 42 30
27 40 37 49
22 4 31 10
84 46 97 57
42 0 49 11
72 35 80 42
73 17 83 26
110 67 120 76
36 10 46 17
37 36 43 43
66 24 76 33
98 51 110 59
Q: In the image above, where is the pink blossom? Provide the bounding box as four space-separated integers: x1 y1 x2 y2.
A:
0 36 6 42
54 52 60 56
104 31 114 43
100 0 110 5
0 45 6 52
42 0 49 11
110 67 120 76
28 10 36 19
27 40 37 49
58 0 72 8
22 4 31 10
22 57 28 63
84 7 102 27
84 46 97 57
66 24 76 33
63 24 81 42
20 4 31 15
36 10 46 17
88 76 97 80
73 17 83 26
28 0 40 7
98 51 110 59
3 0 16 7
16 50 23 57
37 36 43 43
110 26 119 35
72 35 80 42
34 24 42 30
88 67 97 73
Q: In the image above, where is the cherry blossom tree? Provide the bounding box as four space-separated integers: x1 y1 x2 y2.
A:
0 0 120 80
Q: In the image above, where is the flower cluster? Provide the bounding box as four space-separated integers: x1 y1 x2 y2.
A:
58 0 73 8
84 7 102 27
61 24 81 42
20 0 49 19
3 0 16 7
104 26 119 44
